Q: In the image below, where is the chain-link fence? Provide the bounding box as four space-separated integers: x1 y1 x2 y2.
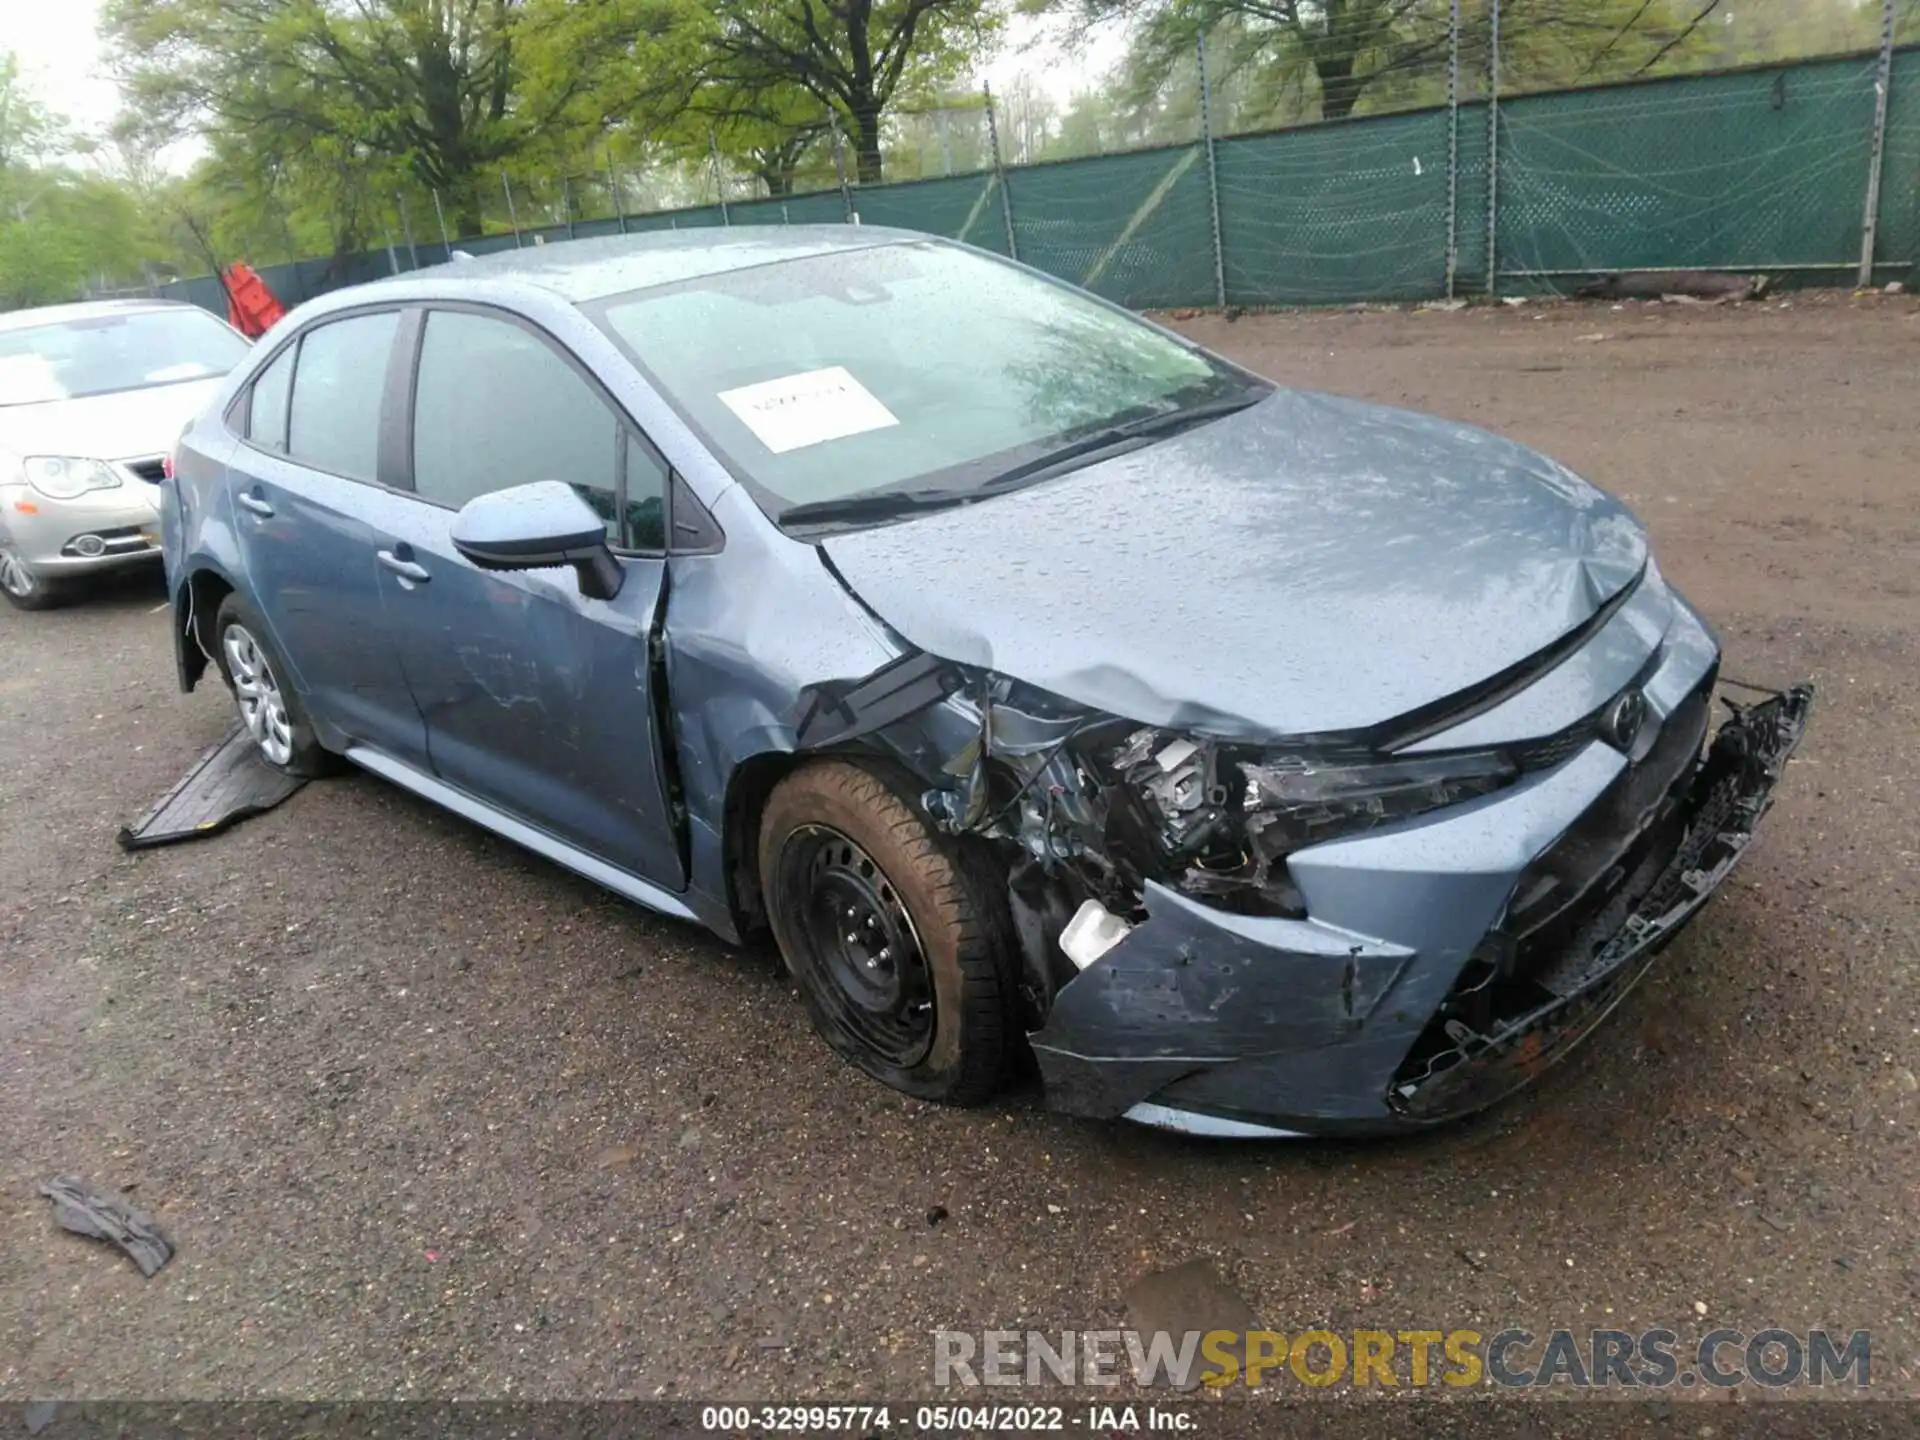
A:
158 2 1919 318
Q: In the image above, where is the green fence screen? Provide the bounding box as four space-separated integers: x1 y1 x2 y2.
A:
163 46 1918 318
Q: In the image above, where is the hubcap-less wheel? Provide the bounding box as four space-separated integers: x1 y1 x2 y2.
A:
782 825 936 1068
222 622 294 766
0 542 36 599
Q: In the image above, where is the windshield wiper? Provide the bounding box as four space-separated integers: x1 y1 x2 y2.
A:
974 392 1267 493
777 391 1267 532
778 486 980 529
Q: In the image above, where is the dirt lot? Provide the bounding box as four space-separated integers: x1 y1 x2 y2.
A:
2 293 1916 1413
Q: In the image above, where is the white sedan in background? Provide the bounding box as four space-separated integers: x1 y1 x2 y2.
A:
0 299 250 611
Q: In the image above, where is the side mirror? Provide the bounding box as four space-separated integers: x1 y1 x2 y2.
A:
450 481 623 601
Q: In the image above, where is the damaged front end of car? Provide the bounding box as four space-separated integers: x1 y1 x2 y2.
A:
790 648 1813 1137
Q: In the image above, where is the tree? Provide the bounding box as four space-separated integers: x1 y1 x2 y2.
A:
0 53 71 178
994 72 1057 163
1048 0 1724 126
681 0 999 183
105 0 630 236
736 115 831 195
0 54 154 307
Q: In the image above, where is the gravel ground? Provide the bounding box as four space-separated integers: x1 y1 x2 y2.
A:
2 291 1916 1412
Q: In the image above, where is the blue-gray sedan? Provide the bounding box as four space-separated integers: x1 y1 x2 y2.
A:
162 229 1810 1137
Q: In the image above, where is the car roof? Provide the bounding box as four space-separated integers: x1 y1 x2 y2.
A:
411 226 925 302
0 299 206 334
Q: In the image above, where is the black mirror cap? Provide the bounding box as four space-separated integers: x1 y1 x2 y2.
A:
450 480 624 600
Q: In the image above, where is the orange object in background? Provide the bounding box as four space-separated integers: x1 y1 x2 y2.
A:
223 263 286 338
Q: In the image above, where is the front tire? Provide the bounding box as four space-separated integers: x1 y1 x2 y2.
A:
0 539 67 611
213 595 336 777
758 760 1017 1106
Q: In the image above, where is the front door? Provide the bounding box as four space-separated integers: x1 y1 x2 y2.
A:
374 306 684 889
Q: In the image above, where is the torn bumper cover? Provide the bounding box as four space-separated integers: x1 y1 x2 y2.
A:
1030 684 1813 1136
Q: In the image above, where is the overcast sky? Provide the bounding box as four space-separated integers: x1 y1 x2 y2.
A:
1 0 1121 157
2 0 120 135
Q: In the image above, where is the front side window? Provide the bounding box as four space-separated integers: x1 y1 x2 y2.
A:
411 309 663 547
0 306 250 408
286 311 400 482
593 240 1264 529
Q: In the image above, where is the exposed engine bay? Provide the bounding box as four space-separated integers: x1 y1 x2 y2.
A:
793 653 1524 1029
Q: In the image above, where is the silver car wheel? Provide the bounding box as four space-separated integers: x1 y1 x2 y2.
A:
0 542 36 599
222 622 294 767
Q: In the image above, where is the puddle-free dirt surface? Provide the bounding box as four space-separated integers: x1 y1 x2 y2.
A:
2 292 1914 1411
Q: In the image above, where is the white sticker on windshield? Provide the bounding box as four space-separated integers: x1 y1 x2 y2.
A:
717 366 899 455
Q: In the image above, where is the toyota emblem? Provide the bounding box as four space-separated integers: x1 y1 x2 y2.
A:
1599 688 1648 752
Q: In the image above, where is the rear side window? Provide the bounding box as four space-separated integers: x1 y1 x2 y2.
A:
248 344 295 452
411 310 637 540
287 311 400 482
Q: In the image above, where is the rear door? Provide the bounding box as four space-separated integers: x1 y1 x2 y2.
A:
372 304 684 888
227 308 427 766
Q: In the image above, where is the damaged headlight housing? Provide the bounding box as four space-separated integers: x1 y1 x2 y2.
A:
1239 749 1519 854
1109 729 1519 917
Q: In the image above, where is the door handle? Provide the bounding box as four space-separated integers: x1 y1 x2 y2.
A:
377 550 431 584
236 492 274 517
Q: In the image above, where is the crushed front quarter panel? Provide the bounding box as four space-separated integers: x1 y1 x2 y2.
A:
1089 684 1813 1135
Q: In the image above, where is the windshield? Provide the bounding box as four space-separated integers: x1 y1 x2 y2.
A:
0 308 250 407
593 241 1264 525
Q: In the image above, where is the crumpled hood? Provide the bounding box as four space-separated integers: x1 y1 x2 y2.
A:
820 388 1649 738
0 378 226 466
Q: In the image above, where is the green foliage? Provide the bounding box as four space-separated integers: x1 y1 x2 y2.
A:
104 0 633 238
1037 0 1742 140
0 55 157 308
645 0 1000 183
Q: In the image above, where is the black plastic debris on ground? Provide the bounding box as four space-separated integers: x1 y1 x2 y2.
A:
117 724 305 851
39 1177 174 1277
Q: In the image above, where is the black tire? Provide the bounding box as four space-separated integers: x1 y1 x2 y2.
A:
212 593 339 777
758 760 1017 1106
0 541 69 611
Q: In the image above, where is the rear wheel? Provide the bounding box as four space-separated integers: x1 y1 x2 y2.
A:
213 594 337 777
759 760 1017 1105
0 539 67 611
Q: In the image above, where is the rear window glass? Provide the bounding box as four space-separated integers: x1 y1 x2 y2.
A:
248 344 295 451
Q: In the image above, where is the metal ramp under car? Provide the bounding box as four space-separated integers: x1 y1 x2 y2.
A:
117 725 306 851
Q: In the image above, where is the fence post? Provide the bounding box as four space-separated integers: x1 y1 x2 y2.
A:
830 114 855 222
562 174 577 239
709 130 731 225
1196 27 1227 310
502 172 523 248
984 82 1019 261
608 156 628 235
431 189 451 250
397 193 419 269
1858 0 1896 286
1445 0 1460 299
936 108 954 177
1485 0 1500 296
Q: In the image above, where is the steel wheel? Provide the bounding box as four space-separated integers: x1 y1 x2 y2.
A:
781 824 937 1069
0 541 38 600
222 621 294 767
